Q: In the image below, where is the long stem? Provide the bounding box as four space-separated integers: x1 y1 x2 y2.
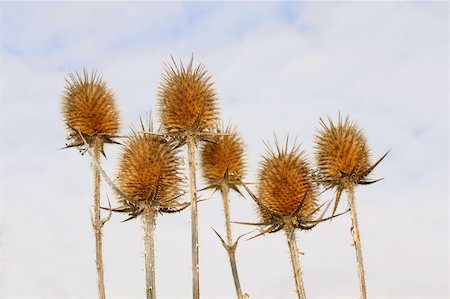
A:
143 207 156 299
347 186 367 299
285 226 307 299
93 137 106 299
187 135 200 299
221 183 244 299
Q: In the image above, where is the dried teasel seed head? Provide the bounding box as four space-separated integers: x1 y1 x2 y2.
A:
200 125 246 189
157 56 219 135
257 139 318 224
314 115 371 187
62 69 120 147
116 130 182 209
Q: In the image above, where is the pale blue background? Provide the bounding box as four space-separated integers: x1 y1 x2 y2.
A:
0 2 448 298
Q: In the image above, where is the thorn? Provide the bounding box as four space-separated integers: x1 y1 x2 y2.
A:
232 231 253 249
100 194 113 226
231 220 272 226
363 150 390 177
359 177 384 185
211 227 228 249
246 224 281 241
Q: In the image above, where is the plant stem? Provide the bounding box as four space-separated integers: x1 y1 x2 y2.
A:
93 137 106 299
187 134 200 299
143 207 156 299
285 226 307 299
220 183 244 299
347 185 367 299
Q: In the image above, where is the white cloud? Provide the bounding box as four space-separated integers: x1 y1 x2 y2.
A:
0 1 448 298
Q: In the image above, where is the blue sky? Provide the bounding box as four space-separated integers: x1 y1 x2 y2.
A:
0 1 448 298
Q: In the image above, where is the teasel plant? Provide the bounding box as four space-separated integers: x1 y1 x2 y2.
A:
78 116 188 299
61 69 120 299
200 124 248 299
314 114 388 299
237 137 345 299
157 56 220 299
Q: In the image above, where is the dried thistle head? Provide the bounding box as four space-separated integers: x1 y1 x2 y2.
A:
315 115 371 188
257 138 318 230
157 56 219 137
115 122 184 219
200 125 246 190
314 114 388 216
62 69 120 151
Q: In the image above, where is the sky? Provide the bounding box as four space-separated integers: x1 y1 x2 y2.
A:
0 1 448 298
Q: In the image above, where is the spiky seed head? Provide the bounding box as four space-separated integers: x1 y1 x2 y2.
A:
314 115 371 187
200 125 246 189
62 69 120 147
116 131 181 208
257 140 318 224
157 57 219 135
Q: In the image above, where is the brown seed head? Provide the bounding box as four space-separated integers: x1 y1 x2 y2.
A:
257 139 318 224
314 115 371 187
157 57 219 135
62 69 120 147
116 131 182 208
200 125 246 189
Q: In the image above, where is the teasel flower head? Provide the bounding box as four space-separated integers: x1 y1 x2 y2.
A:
314 114 388 216
157 56 220 143
114 119 187 221
257 138 318 229
200 124 246 192
62 69 120 154
236 138 325 238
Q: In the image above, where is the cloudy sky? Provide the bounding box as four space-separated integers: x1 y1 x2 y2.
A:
0 1 448 298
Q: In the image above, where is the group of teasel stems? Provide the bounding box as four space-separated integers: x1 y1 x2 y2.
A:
61 57 387 299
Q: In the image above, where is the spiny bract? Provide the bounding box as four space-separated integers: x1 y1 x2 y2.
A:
157 57 219 135
258 140 318 225
200 126 246 189
314 115 371 187
62 69 120 147
116 132 182 208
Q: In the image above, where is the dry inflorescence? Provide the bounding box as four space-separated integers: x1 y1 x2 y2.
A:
157 56 221 299
61 69 121 299
315 115 371 189
257 140 318 229
158 57 219 137
200 125 246 190
115 128 184 218
314 114 387 299
314 114 387 217
200 124 247 298
62 69 120 151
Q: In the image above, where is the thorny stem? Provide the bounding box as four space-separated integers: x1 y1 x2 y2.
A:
187 134 200 299
221 184 233 246
143 207 157 299
220 183 244 299
347 185 367 299
285 226 307 299
93 137 106 299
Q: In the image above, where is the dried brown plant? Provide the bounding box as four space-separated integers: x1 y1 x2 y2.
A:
258 140 317 225
314 114 388 299
62 69 120 154
200 125 247 299
239 138 330 299
158 56 220 299
112 119 186 299
200 125 246 190
61 69 120 299
115 120 185 218
158 56 219 139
